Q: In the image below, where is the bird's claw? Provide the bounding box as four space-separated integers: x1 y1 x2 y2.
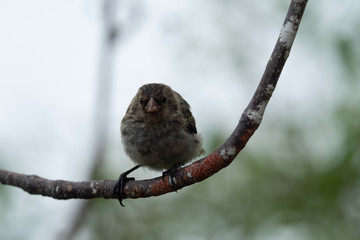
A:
162 163 182 181
114 175 133 207
114 165 141 207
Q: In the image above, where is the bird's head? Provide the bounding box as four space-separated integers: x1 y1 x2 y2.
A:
129 83 179 123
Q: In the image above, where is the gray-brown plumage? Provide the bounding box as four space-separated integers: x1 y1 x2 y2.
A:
121 83 205 170
114 83 205 206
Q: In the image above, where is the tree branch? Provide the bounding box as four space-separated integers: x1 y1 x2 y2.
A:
0 0 308 202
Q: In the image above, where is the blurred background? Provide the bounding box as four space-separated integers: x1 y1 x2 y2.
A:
1 0 360 239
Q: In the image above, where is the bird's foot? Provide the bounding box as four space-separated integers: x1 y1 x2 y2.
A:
114 165 141 207
162 163 183 182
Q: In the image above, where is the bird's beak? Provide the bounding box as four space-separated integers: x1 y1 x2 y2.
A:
145 97 159 113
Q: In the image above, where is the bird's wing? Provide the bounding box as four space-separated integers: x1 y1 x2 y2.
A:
174 92 198 134
184 110 198 134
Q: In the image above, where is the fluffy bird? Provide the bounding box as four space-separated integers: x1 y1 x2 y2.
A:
114 83 205 206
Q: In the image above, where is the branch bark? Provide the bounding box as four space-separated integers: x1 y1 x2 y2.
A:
0 0 308 203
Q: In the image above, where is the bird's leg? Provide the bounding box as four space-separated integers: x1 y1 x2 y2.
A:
114 165 141 207
162 163 183 181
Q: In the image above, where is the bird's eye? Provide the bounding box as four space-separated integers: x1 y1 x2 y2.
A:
139 98 144 104
162 97 167 104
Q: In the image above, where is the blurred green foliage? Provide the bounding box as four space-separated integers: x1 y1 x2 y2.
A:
77 109 360 240
2 1 360 240
70 2 360 240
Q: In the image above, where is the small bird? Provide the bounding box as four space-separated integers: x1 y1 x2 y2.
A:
114 83 205 206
